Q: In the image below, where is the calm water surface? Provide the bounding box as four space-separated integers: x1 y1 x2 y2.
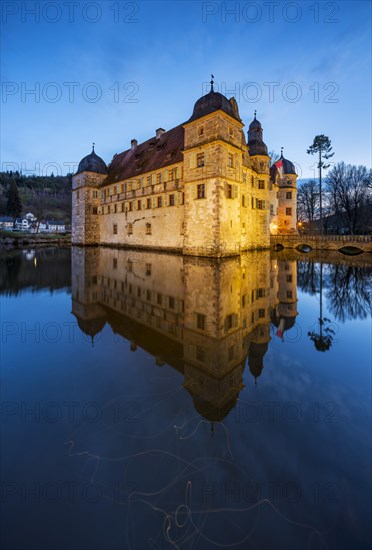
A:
1 247 371 550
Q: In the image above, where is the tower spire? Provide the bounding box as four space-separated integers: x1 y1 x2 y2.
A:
92 142 95 153
254 110 257 119
210 74 214 92
281 146 284 157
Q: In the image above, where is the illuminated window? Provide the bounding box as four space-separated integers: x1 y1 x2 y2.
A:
197 184 205 198
197 153 205 167
196 313 206 330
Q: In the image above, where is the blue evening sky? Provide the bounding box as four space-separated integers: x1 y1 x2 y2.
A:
1 0 371 177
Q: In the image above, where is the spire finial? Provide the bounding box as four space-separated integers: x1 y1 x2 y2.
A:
210 74 214 92
281 146 284 157
254 110 257 118
92 142 95 153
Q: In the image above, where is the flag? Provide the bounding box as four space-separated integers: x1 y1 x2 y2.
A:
274 159 283 178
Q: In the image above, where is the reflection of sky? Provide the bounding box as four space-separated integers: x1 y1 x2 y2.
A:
1 272 371 549
1 1 371 178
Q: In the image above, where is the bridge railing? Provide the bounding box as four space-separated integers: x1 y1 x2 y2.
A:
271 234 372 243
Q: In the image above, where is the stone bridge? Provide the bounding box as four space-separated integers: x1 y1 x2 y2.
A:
271 234 372 254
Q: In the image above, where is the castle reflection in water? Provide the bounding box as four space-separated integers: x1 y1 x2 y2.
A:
72 248 298 422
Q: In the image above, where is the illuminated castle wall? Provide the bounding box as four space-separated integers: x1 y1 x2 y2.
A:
72 85 297 257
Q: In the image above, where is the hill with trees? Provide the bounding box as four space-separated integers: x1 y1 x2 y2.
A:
0 171 72 223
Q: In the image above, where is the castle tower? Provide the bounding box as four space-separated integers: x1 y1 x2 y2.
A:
270 150 297 234
246 112 271 243
271 259 298 340
182 80 246 257
72 145 108 245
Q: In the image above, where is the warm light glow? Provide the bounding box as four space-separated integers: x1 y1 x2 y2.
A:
34 258 37 267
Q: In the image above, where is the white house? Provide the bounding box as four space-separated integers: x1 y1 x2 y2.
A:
0 216 14 231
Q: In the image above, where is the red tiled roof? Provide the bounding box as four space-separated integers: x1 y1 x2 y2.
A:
104 124 185 185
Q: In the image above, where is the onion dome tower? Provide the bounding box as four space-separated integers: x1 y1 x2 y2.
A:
72 144 107 245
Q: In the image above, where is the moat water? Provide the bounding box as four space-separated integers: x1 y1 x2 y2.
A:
1 247 371 550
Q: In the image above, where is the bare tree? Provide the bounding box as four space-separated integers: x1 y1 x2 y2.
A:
297 179 319 223
326 162 371 234
268 150 280 164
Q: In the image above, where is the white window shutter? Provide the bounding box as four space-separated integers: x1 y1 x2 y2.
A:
152 196 156 208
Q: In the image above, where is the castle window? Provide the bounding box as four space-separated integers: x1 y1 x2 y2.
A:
138 179 142 189
256 199 266 210
157 293 162 305
229 127 233 136
114 204 117 213
169 296 175 309
146 263 152 276
129 202 132 211
257 288 266 298
228 153 234 167
137 200 141 210
122 203 125 212
242 195 246 207
287 290 293 299
251 176 254 187
180 221 185 235
259 308 265 318
128 260 133 272
243 172 247 183
108 205 111 214
157 196 162 207
147 198 151 209
113 186 117 194
270 204 274 215
128 223 133 234
286 275 293 282
196 313 206 330
258 180 265 189
164 182 167 191
146 176 151 186
226 184 233 199
286 207 292 215
251 197 255 209
196 346 205 362
146 223 152 235
286 191 292 199
113 224 118 234
92 207 98 215
92 190 98 198
157 173 162 184
198 126 204 136
197 153 205 167
242 294 246 307
168 169 175 181
197 184 205 199
169 194 175 206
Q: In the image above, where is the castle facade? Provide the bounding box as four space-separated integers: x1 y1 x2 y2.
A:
72 85 297 257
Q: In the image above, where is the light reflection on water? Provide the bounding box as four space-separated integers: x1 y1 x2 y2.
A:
1 247 371 550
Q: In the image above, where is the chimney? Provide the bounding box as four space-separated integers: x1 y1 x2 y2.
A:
131 139 137 149
156 128 165 139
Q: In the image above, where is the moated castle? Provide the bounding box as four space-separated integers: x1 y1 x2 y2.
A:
72 83 297 257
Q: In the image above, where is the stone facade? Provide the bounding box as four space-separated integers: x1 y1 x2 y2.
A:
72 89 297 257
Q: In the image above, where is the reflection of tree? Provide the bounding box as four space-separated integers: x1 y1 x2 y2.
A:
298 260 372 323
326 264 372 322
307 264 335 352
297 261 320 295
